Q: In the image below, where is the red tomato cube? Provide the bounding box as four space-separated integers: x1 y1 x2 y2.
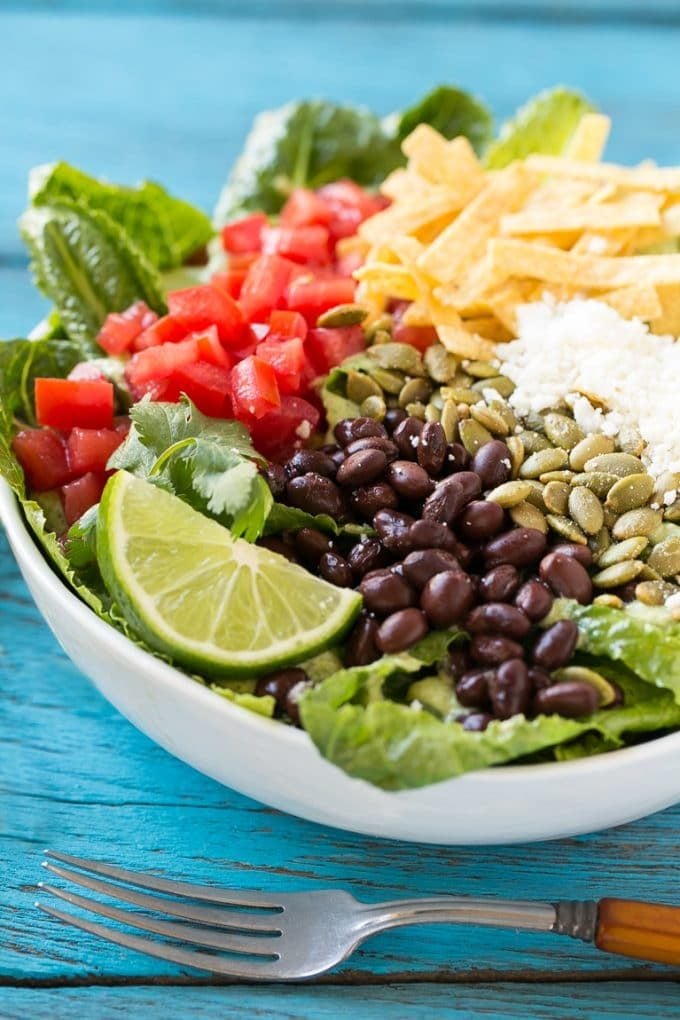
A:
96 301 158 355
166 361 232 418
249 396 321 460
305 326 366 376
125 338 200 398
285 275 356 324
230 356 281 420
268 309 308 341
35 378 114 430
255 337 304 394
261 225 331 265
167 284 250 347
61 472 107 525
67 428 124 475
133 314 188 351
238 255 297 322
220 213 268 254
194 325 233 369
392 321 439 353
280 188 331 228
12 428 71 491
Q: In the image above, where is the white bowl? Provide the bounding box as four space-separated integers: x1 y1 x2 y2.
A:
2 480 679 844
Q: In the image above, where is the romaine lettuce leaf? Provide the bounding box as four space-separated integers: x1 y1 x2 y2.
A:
484 87 595 169
396 85 493 152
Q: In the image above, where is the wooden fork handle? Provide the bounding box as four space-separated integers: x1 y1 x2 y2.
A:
595 898 680 966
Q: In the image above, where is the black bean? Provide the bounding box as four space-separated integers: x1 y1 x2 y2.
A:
351 482 399 519
528 666 553 691
417 421 447 476
456 668 493 708
479 564 520 603
345 436 399 462
471 440 512 489
334 416 387 447
442 471 482 504
359 570 416 615
612 581 639 603
533 681 599 718
329 449 346 469
258 536 297 561
553 543 594 569
421 571 476 628
445 646 470 680
539 552 593 605
347 539 387 578
471 634 524 666
376 607 429 653
319 551 353 587
515 579 554 622
286 449 337 478
256 668 310 722
294 528 332 566
489 659 531 719
336 448 388 487
392 417 424 459
263 463 287 499
457 500 505 542
484 527 547 568
445 443 470 472
409 518 452 550
384 407 408 433
423 481 467 525
373 508 416 554
387 460 434 501
461 712 493 732
286 473 343 518
466 603 531 640
344 614 380 667
532 619 579 670
403 549 462 589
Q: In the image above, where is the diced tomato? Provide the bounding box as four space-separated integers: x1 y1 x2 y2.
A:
280 188 332 228
61 472 107 526
212 253 259 302
194 325 233 369
67 428 124 475
165 362 232 418
167 284 250 348
249 396 321 461
133 314 188 351
220 213 268 254
286 275 356 324
125 338 200 398
318 179 384 218
96 301 158 355
255 337 304 394
12 428 71 491
268 310 308 341
392 321 439 353
238 254 297 322
230 356 281 420
262 225 331 265
35 378 114 430
335 248 366 277
305 326 366 376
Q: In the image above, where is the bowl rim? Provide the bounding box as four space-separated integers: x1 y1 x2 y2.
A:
3 478 680 790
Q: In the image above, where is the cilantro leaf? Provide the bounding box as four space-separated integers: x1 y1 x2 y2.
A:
395 85 493 153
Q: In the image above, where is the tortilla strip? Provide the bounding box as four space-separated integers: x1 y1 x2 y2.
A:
501 193 662 235
526 155 680 193
359 192 464 245
437 321 498 360
597 285 663 320
461 316 513 342
651 282 680 335
564 114 612 162
571 229 638 256
489 238 680 288
353 263 420 301
402 127 485 194
486 279 540 332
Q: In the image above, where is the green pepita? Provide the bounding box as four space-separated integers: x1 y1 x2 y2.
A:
367 366 405 394
509 501 548 533
486 480 534 508
520 447 569 479
543 412 585 451
472 375 515 398
505 435 525 479
360 395 387 420
368 342 425 376
571 471 619 499
346 370 383 404
424 401 441 423
398 377 432 408
464 360 500 379
568 486 604 536
539 470 576 484
424 344 458 383
553 666 617 707
584 452 646 478
569 433 616 471
470 403 510 436
405 401 427 420
597 536 649 568
316 303 368 328
448 387 482 404
459 418 493 455
592 560 645 588
612 506 664 540
545 514 588 544
590 526 611 556
637 563 663 582
605 473 655 514
523 480 547 511
440 400 459 442
635 580 678 606
647 536 680 578
543 481 570 515
518 430 551 454
593 594 625 609
616 424 645 457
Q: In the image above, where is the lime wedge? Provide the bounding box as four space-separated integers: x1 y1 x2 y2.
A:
97 472 361 677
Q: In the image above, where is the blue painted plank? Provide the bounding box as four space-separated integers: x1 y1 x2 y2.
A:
2 983 680 1020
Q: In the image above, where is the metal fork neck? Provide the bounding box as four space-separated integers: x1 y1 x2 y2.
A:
356 897 558 937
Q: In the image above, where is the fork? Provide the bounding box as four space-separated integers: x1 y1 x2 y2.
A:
36 851 680 979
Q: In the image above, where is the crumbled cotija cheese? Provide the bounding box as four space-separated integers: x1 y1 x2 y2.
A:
499 297 680 487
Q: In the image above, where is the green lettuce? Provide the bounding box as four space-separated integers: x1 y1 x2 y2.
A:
396 85 493 151
484 87 595 169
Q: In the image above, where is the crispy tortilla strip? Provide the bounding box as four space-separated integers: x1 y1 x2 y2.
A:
486 279 540 332
661 203 680 237
461 315 513 342
501 193 662 235
437 321 497 360
489 238 680 288
572 229 638 256
402 126 485 193
359 192 464 244
380 168 427 200
402 301 433 326
526 155 680 193
564 113 612 162
522 178 598 211
417 165 537 283
353 263 421 301
597 285 663 320
651 282 680 335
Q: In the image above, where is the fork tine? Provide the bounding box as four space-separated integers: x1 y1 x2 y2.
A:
44 851 281 909
38 883 280 957
42 863 282 933
35 902 286 979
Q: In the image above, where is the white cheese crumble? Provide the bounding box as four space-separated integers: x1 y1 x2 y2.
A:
499 297 680 488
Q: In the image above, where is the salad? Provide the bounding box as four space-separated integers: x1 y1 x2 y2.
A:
2 85 680 791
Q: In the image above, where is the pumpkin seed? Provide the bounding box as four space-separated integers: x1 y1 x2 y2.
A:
523 410 548 433
368 367 405 394
592 560 645 588
459 418 493 455
543 481 570 515
584 452 646 478
602 506 619 530
520 447 569 479
440 400 459 442
316 303 368 328
593 594 625 610
365 314 392 340
590 526 611 556
346 370 383 404
568 486 604 536
518 430 551 454
616 424 645 457
553 666 617 707
405 401 427 420
473 375 515 398
398 377 432 408
569 434 616 471
652 471 680 502
424 401 442 423
637 564 663 581
470 403 510 436
506 435 524 479
424 345 458 383
509 501 548 533
597 536 649 568
605 473 655 514
664 498 680 522
523 480 547 511
368 342 424 376
360 395 387 420
371 327 392 346
448 387 482 404
546 514 588 544
635 580 677 606
487 480 533 508
457 403 471 420
647 536 680 577
465 360 499 379
543 412 585 451
612 506 663 540
539 470 576 484
571 471 619 499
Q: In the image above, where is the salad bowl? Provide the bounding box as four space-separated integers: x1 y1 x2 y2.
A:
4 479 679 846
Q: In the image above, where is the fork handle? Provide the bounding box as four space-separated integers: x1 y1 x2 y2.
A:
595 898 680 966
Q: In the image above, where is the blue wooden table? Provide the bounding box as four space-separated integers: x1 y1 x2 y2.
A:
2 3 680 1016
